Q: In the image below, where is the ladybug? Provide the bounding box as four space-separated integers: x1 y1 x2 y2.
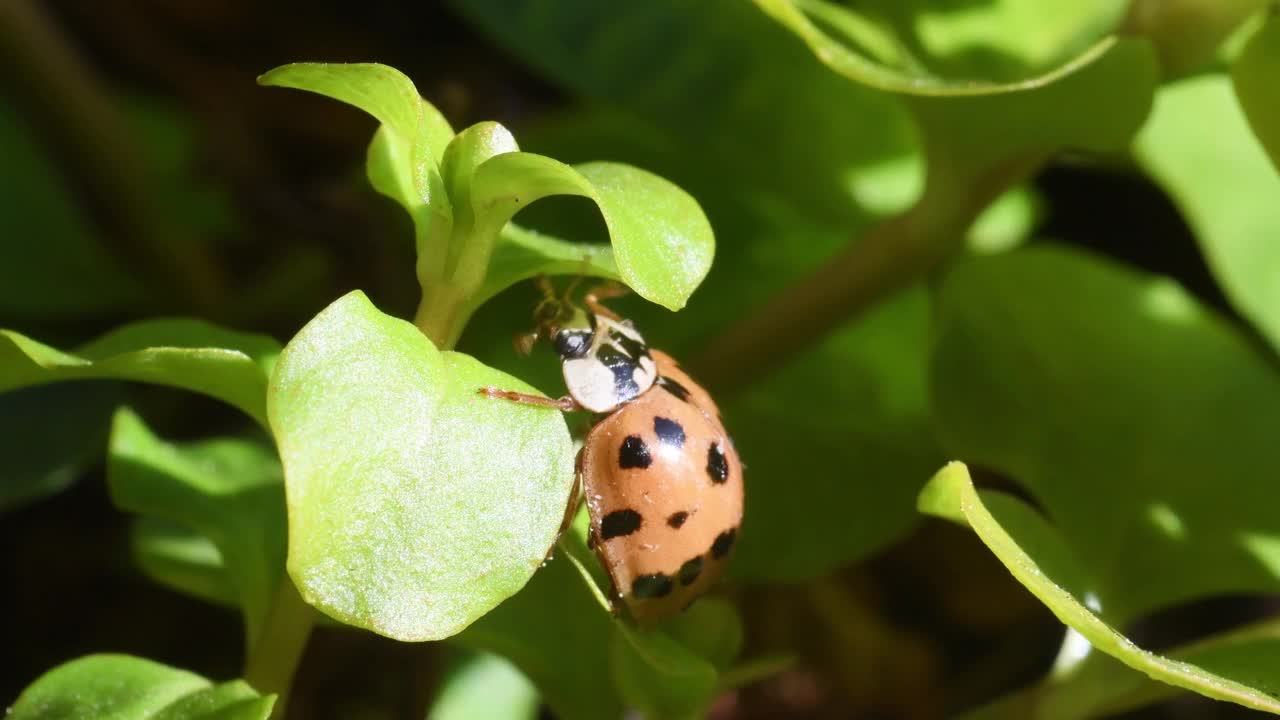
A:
481 280 743 624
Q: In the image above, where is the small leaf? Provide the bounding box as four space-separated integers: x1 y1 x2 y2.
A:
8 654 275 720
269 291 574 640
131 517 237 609
610 625 720 720
0 319 280 426
919 463 1280 716
456 552 623 720
260 63 455 266
1137 74 1280 354
429 652 540 720
108 409 286 648
470 154 714 311
475 224 619 312
1233 10 1280 172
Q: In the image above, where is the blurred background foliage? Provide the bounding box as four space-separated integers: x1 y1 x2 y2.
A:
4 0 1280 718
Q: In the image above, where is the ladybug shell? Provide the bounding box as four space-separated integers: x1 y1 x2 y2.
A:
580 351 743 624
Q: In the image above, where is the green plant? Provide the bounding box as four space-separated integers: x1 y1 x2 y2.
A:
7 1 1280 718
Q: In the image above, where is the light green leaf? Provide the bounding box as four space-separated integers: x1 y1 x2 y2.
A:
754 0 1129 93
259 63 455 269
469 155 714 311
8 654 275 720
478 224 619 310
920 462 1280 716
268 290 574 641
429 652 540 720
1234 10 1280 172
611 625 720 720
1137 75 1280 354
1130 0 1272 77
0 319 279 426
932 245 1280 623
108 409 286 648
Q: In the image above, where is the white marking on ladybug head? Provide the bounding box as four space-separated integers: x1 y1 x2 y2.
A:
557 312 657 413
563 357 625 413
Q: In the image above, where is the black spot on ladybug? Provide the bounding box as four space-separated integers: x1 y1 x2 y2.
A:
597 344 642 401
667 511 690 529
553 330 592 359
707 443 729 484
600 509 643 540
711 528 737 559
653 416 685 447
619 436 652 469
658 376 692 403
632 573 674 599
677 555 704 586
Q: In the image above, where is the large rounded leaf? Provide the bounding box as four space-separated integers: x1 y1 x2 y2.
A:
1234 11 1280 171
268 291 574 640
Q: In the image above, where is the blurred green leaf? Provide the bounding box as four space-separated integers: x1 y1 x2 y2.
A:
754 0 1128 91
456 552 623 720
428 652 540 720
1129 0 1272 76
1136 74 1280 354
932 246 1280 623
920 462 1280 716
1233 10 1280 172
468 156 713 311
728 285 940 581
0 381 119 512
268 291 574 641
259 63 455 270
108 409 285 648
0 319 279 426
8 654 275 720
131 517 237 610
610 625 720 720
0 104 147 319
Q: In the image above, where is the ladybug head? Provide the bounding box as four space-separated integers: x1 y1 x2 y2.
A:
513 276 592 356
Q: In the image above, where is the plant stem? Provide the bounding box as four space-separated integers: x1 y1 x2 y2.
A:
0 0 225 316
414 281 470 350
690 155 1044 395
245 579 316 719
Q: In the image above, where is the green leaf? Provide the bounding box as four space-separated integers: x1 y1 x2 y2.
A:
919 462 1280 716
968 618 1280 719
456 551 623 720
0 319 280 426
268 290 574 641
728 285 941 581
1137 74 1280 354
429 652 540 720
610 625 720 720
932 245 1280 624
108 409 286 648
1234 10 1280 172
468 155 713 311
1129 0 1272 77
259 63 455 269
0 103 147 319
131 517 237 609
753 0 1129 92
0 381 119 512
478 224 619 309
9 654 275 720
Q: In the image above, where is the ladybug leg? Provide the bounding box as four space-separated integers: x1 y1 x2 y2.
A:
583 282 629 322
478 387 581 412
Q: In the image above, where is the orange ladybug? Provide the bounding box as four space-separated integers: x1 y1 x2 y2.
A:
481 281 743 624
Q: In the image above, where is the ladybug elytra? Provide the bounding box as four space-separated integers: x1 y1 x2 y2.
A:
481 280 743 624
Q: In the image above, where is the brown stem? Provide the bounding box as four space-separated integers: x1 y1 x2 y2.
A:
0 0 224 315
690 155 1045 396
